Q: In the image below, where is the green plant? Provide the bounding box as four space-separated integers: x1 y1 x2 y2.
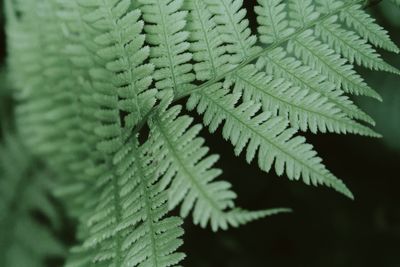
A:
1 0 399 266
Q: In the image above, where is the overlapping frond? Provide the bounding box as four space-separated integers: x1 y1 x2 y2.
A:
182 0 399 199
7 0 76 160
79 0 157 154
148 103 284 231
204 0 260 61
256 47 375 124
5 0 100 227
187 84 353 198
185 0 232 81
229 63 379 135
76 135 185 267
149 105 236 230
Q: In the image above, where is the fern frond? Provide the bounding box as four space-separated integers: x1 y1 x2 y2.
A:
187 84 353 198
340 4 400 53
315 16 399 73
288 0 320 28
255 0 294 45
185 0 231 81
148 101 284 231
256 47 375 125
114 138 185 267
289 29 381 99
229 63 378 135
139 0 195 94
150 105 237 230
7 6 73 158
79 0 157 154
204 0 260 61
81 135 185 267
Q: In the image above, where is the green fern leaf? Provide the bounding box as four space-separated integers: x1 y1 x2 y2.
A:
80 136 185 267
315 16 399 73
289 29 381 99
139 0 195 94
204 0 261 61
185 0 232 81
255 0 294 45
78 0 158 154
187 84 353 198
256 47 375 125
229 63 378 135
150 105 237 230
340 4 399 53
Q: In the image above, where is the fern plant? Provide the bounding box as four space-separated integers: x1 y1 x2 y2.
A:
1 0 399 266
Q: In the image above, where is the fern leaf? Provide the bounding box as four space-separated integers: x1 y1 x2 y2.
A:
255 0 294 45
315 16 399 74
139 0 195 94
340 4 399 53
4 0 400 265
184 0 232 81
256 47 375 125
114 138 185 267
82 136 185 266
289 29 381 100
187 84 353 198
288 0 320 28
145 97 287 231
149 105 238 230
204 0 260 62
229 64 379 136
79 0 157 154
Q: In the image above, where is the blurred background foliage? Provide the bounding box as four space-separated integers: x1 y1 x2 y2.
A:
0 1 399 267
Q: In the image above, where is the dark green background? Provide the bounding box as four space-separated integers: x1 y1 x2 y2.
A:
1 1 399 266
